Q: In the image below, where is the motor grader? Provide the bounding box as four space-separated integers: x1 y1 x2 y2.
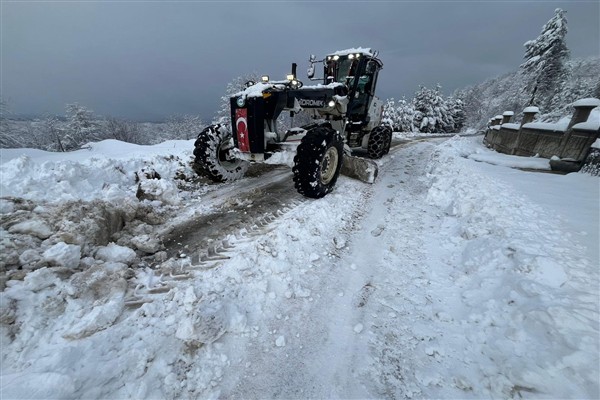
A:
193 47 392 198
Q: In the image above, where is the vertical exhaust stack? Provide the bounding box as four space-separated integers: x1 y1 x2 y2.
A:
291 63 297 79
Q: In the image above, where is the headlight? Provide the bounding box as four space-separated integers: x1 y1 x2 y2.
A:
328 99 336 107
333 55 340 61
348 54 354 59
236 96 245 107
286 74 295 81
261 75 269 82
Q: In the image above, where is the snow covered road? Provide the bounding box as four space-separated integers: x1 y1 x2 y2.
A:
1 136 598 399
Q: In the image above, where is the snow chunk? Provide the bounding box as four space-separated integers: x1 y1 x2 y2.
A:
63 298 124 339
0 199 14 214
503 111 515 116
137 178 180 205
523 106 539 113
42 242 81 268
275 335 286 347
353 323 364 333
19 249 41 266
95 243 136 264
8 220 53 239
130 234 161 254
533 257 568 288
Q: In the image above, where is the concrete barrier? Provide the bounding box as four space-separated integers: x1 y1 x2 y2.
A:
483 98 600 171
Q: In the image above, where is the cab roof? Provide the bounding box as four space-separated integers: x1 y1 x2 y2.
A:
328 47 374 57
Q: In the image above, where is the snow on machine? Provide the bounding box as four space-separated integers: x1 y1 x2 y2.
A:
193 48 392 198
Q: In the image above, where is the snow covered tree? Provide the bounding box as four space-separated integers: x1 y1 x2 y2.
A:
383 98 417 132
382 98 398 129
521 8 569 110
167 114 204 140
214 73 260 126
447 96 466 133
105 118 141 144
397 98 417 132
43 115 65 152
64 103 99 150
0 99 18 148
413 85 454 133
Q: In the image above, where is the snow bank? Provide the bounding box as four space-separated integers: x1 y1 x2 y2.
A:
424 136 599 398
0 139 194 204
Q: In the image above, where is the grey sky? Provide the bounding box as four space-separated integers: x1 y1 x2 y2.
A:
2 1 599 122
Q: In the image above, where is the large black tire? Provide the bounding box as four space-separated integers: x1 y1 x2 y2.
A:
193 124 249 182
383 126 392 155
292 126 344 199
367 125 393 159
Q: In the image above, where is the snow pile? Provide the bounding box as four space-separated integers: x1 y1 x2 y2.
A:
0 139 195 204
0 139 207 274
423 136 599 398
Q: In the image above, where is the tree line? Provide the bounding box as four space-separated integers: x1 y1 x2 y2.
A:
0 101 206 151
382 86 465 134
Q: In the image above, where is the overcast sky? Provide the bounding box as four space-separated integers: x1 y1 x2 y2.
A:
2 1 599 121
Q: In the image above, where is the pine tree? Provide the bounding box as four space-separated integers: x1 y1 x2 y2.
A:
413 85 453 133
521 8 569 110
382 98 398 129
396 98 417 132
447 97 466 133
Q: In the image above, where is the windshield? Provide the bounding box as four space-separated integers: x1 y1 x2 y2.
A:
336 58 354 83
327 58 358 84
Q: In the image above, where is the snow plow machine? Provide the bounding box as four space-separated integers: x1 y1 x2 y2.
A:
193 48 392 198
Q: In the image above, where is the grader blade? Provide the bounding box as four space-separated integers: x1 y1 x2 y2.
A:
340 155 378 184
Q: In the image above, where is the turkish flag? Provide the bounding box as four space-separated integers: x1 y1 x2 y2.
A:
235 108 250 153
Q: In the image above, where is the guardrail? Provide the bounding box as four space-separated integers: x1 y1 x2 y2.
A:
483 98 600 171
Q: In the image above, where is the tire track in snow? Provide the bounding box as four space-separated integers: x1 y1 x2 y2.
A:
302 141 440 398
220 141 440 399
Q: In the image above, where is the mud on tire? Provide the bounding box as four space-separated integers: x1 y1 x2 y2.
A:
193 124 249 182
292 126 344 199
368 125 393 159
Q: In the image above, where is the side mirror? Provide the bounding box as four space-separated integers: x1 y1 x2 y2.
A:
307 64 315 79
307 54 316 79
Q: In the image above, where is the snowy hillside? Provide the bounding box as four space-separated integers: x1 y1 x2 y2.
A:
1 136 598 398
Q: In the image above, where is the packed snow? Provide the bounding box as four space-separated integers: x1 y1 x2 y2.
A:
1 135 598 399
